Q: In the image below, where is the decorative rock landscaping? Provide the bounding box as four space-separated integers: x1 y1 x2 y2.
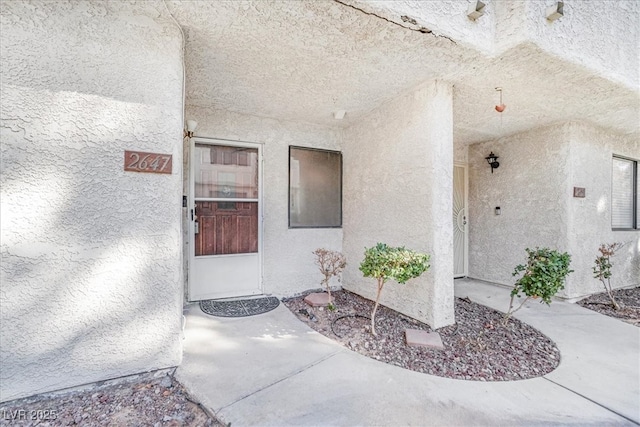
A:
577 286 640 327
284 290 561 381
0 371 222 427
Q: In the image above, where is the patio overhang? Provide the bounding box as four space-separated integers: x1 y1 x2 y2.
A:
166 0 639 144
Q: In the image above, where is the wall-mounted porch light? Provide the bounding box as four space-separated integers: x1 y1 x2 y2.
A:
467 0 486 21
546 2 564 22
485 152 500 173
185 120 198 138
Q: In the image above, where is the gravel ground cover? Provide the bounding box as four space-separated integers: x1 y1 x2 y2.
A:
577 286 640 326
0 371 223 427
283 290 560 381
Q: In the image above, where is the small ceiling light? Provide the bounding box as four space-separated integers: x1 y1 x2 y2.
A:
333 110 346 120
185 120 198 138
546 2 564 22
467 1 486 21
485 152 500 173
495 87 506 113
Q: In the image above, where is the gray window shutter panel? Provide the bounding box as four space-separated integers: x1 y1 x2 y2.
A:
611 157 634 229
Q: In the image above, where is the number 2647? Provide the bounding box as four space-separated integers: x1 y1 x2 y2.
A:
125 151 172 174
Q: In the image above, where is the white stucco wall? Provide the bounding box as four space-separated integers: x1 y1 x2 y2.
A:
454 137 468 164
348 0 638 91
468 122 639 298
566 123 640 297
519 0 639 90
342 0 496 55
342 81 455 329
468 124 572 290
184 106 343 297
1 1 184 401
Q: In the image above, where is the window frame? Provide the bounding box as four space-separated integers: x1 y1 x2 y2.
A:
288 145 343 229
611 155 638 231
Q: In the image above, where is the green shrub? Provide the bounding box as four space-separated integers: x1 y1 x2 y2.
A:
505 247 573 323
359 243 430 335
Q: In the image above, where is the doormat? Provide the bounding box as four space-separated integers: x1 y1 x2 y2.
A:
200 297 280 318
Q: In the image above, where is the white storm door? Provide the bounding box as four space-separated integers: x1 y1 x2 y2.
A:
453 163 468 278
188 139 262 301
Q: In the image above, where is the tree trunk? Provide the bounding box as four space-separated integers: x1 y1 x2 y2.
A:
605 284 620 310
324 276 332 301
503 295 531 325
371 278 385 336
601 278 620 310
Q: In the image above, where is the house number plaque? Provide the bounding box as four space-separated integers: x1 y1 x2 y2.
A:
124 150 172 174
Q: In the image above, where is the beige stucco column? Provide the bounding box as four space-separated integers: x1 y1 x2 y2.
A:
342 80 455 329
422 80 455 328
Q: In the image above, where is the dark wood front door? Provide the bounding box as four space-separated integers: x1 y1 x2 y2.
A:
195 201 258 256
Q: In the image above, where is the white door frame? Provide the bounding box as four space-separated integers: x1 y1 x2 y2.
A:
188 137 263 301
453 162 469 278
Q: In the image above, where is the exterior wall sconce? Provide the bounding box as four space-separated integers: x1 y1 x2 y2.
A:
467 1 486 21
185 120 198 138
546 2 564 22
485 152 500 173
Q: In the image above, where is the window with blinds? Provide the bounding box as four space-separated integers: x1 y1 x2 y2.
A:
611 156 638 230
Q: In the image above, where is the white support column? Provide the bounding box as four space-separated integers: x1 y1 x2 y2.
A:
421 80 455 328
342 79 454 329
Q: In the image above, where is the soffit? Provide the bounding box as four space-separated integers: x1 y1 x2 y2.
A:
167 0 639 144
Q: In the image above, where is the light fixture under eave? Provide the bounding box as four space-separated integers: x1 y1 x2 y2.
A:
185 120 197 138
495 87 506 113
467 0 486 21
546 2 564 22
485 152 500 173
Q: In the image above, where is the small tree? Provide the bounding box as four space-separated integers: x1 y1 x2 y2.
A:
359 243 430 336
593 242 624 310
505 247 573 323
313 248 346 305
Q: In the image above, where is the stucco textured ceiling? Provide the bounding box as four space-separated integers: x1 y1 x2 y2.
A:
166 0 639 144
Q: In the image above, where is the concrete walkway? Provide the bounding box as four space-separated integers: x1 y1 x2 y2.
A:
176 279 640 426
